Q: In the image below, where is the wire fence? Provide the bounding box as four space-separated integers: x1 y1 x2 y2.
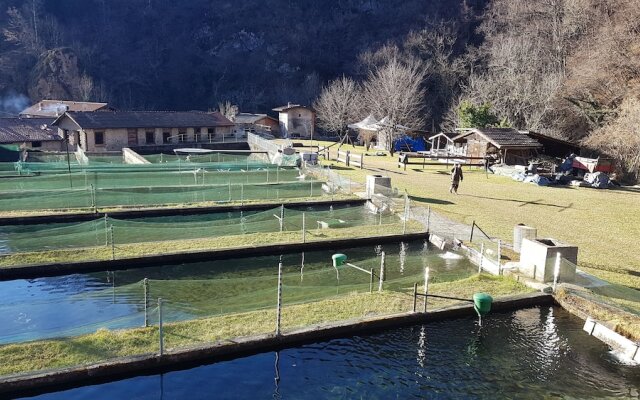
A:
0 242 484 375
0 168 302 191
0 180 333 213
0 204 403 256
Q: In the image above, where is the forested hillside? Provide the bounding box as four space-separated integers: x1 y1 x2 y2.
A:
0 0 638 179
0 0 484 112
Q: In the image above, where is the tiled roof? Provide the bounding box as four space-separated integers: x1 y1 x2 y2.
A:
0 118 61 143
20 100 109 117
234 113 275 124
454 128 542 148
272 104 313 112
56 111 235 129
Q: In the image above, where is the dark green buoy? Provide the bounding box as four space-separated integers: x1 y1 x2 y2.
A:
332 253 347 268
473 293 493 317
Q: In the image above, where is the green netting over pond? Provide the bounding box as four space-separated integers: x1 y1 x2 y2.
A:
0 242 476 343
143 152 269 164
79 243 475 325
0 168 301 191
15 151 274 174
0 205 392 254
0 180 326 212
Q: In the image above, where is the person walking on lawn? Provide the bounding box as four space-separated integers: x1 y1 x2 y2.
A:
450 163 463 194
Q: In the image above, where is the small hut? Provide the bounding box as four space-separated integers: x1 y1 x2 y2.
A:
453 128 542 165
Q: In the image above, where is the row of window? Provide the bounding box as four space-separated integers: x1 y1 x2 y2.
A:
93 129 219 146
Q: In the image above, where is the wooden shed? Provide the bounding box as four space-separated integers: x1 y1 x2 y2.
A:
453 128 542 165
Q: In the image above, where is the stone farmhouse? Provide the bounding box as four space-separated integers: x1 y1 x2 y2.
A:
52 111 234 152
272 103 315 139
233 113 279 136
0 117 63 151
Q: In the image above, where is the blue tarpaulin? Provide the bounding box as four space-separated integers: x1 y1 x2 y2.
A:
394 136 426 152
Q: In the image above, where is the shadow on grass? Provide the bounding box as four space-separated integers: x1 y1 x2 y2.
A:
408 195 454 205
326 165 352 171
461 194 574 211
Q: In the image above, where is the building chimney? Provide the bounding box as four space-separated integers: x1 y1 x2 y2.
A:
38 103 42 111
287 102 291 108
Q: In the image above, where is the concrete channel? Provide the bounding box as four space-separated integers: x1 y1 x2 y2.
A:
0 292 553 398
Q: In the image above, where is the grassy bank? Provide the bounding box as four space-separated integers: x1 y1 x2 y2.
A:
0 274 531 376
296 140 640 291
0 221 423 267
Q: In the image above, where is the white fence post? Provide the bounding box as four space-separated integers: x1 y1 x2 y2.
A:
378 251 386 292
553 252 561 292
158 298 164 356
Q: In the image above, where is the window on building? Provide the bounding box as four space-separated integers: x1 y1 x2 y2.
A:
146 131 155 144
31 141 42 148
208 128 215 142
178 131 186 142
194 128 201 142
163 132 171 143
95 131 105 145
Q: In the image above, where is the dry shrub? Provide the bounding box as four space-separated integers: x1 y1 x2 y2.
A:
584 96 640 183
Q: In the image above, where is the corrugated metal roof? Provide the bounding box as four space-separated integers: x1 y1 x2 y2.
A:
0 118 61 143
56 111 235 129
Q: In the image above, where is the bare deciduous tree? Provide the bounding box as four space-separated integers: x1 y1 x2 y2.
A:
78 73 94 101
584 96 640 183
313 76 362 136
363 55 427 150
217 101 239 122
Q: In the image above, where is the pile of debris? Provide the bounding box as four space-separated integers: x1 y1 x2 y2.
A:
496 154 617 189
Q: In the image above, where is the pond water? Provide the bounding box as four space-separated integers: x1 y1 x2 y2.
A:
21 306 640 399
0 241 475 344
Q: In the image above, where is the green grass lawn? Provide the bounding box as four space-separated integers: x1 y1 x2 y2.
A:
0 274 530 376
293 140 640 291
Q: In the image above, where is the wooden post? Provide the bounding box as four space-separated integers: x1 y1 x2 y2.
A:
412 283 418 312
470 221 475 242
275 260 283 336
369 268 374 293
378 251 386 292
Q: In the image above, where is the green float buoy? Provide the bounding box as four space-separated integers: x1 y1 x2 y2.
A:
473 292 493 317
332 253 347 268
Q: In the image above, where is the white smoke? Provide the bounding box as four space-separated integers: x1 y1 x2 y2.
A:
0 92 30 116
